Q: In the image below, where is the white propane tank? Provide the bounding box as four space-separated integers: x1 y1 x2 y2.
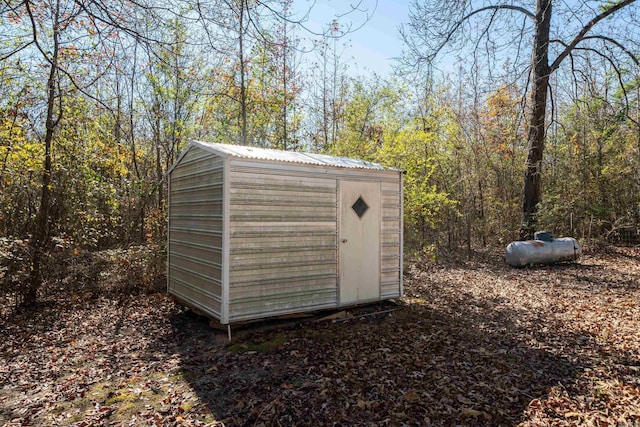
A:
505 232 581 267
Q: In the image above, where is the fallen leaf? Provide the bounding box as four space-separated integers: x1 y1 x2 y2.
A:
404 391 419 401
461 408 482 417
457 394 474 405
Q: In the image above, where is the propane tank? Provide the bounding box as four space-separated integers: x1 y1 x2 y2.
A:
505 231 581 267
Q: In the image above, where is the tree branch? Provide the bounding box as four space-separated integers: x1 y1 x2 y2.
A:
569 44 632 118
255 0 376 38
0 40 35 61
550 0 636 72
582 34 640 67
427 5 534 63
72 0 166 46
24 0 51 64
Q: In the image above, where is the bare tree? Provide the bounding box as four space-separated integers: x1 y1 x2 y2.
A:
402 0 640 238
0 0 164 304
193 0 375 147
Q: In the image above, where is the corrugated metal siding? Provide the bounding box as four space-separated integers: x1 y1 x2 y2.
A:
168 145 403 324
227 164 338 322
168 147 224 319
192 140 392 170
381 180 402 298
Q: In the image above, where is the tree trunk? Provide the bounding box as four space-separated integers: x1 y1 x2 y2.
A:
239 0 248 145
130 41 141 181
322 55 329 150
520 0 552 240
171 40 182 166
27 3 61 305
154 102 163 209
282 29 288 151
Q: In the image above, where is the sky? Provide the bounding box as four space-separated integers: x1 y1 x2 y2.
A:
293 0 411 76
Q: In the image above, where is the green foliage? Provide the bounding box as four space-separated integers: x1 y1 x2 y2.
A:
0 0 638 304
326 78 460 253
48 98 127 247
0 110 42 237
329 78 400 159
379 126 458 232
539 93 640 239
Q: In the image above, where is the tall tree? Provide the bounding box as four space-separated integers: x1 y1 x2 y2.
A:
141 17 201 208
0 0 163 303
402 0 640 238
307 20 350 152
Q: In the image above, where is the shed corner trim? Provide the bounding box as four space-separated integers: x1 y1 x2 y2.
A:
220 155 231 325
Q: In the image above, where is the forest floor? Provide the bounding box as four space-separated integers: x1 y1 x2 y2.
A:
1 246 639 426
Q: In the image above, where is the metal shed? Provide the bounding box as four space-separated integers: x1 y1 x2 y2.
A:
167 141 403 325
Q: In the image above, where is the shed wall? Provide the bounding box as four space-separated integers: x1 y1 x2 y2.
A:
168 144 403 325
227 160 338 322
226 158 402 322
168 147 224 318
380 180 402 298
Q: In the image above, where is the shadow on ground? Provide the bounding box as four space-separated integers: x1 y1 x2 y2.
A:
164 292 587 425
2 249 637 425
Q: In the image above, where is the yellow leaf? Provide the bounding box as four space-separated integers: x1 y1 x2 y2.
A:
404 391 418 400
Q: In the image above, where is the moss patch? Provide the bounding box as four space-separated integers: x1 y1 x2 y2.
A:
227 332 288 353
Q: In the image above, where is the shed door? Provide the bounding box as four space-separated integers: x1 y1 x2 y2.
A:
339 180 380 304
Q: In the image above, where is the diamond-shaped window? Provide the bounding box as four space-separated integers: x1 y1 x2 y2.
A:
352 196 369 218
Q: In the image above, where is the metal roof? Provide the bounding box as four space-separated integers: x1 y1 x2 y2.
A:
190 140 395 171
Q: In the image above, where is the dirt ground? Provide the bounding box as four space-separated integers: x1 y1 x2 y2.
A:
1 246 639 426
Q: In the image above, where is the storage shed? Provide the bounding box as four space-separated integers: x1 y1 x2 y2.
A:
167 141 403 325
